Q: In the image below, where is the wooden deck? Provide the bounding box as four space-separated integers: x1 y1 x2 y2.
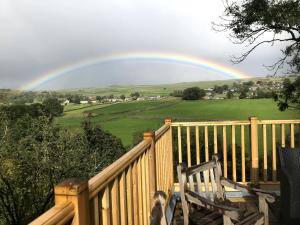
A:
172 199 281 225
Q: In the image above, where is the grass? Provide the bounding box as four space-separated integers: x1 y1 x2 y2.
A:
56 98 300 146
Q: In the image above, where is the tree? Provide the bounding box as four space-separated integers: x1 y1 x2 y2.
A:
182 87 206 100
130 92 140 100
239 90 247 99
0 110 126 224
170 90 183 97
215 0 300 74
42 98 64 118
274 77 300 110
226 91 234 99
119 95 126 100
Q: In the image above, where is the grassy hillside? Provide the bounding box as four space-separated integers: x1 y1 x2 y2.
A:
56 98 300 146
56 76 288 97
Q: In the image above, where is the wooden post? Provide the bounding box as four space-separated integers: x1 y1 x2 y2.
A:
165 118 174 193
144 131 157 205
54 178 90 225
249 116 259 184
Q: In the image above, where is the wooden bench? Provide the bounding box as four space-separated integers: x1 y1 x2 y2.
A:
177 155 275 225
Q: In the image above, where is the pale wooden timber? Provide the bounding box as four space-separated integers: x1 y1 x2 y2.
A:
54 179 90 225
250 117 259 184
205 126 209 162
89 140 151 199
232 125 236 182
29 203 74 225
172 121 250 127
119 171 127 225
196 126 200 164
291 123 295 148
187 126 191 166
126 165 133 225
281 124 286 147
111 178 120 225
223 126 228 178
214 125 218 154
263 124 268 182
241 125 246 183
177 126 182 163
272 124 277 181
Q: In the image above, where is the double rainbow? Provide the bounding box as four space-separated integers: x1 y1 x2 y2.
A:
21 51 251 90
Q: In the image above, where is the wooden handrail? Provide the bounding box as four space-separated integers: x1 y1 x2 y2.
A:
88 139 152 199
172 121 250 126
29 203 74 225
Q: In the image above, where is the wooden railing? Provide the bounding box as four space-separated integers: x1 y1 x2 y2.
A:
29 117 300 225
30 119 173 225
172 117 300 184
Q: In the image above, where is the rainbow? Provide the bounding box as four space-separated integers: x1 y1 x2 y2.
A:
21 51 251 90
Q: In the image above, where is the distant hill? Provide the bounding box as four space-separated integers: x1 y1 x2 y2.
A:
55 76 291 97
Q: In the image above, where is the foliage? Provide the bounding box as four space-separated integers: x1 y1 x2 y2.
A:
120 94 126 100
182 87 206 100
0 110 126 224
213 85 229 94
130 92 140 100
239 90 248 99
226 91 234 99
215 0 300 74
274 76 300 111
42 98 64 118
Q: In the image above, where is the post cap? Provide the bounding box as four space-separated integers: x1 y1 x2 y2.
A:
55 178 88 196
143 131 155 140
164 118 172 125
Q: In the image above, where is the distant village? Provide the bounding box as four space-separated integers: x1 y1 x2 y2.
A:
0 76 293 105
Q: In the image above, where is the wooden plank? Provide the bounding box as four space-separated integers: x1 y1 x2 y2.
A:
241 125 246 183
209 168 217 197
272 124 277 181
187 126 191 166
132 161 139 225
291 124 295 148
205 126 209 162
281 124 285 147
178 126 182 163
137 157 144 225
263 124 268 182
214 126 218 154
196 172 202 193
249 117 259 184
223 126 227 178
111 178 120 225
232 125 236 182
91 196 99 225
195 126 200 164
119 171 127 225
145 150 150 224
203 170 210 199
101 186 111 225
126 166 133 225
141 153 148 225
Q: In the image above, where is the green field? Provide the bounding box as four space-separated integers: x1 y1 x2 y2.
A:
56 76 289 97
56 98 300 146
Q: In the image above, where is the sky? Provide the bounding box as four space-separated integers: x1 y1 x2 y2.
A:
0 0 286 90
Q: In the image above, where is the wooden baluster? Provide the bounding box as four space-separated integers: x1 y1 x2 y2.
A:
232 125 236 182
137 157 143 225
291 124 295 148
196 126 200 164
205 126 209 162
178 126 182 163
119 171 127 225
241 125 246 183
187 126 191 166
249 116 259 184
203 170 210 199
132 161 139 225
272 124 277 181
102 186 111 225
111 178 120 225
141 153 148 225
223 126 227 178
145 150 150 223
126 166 133 225
91 195 99 225
263 124 268 182
214 126 218 154
281 124 285 147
